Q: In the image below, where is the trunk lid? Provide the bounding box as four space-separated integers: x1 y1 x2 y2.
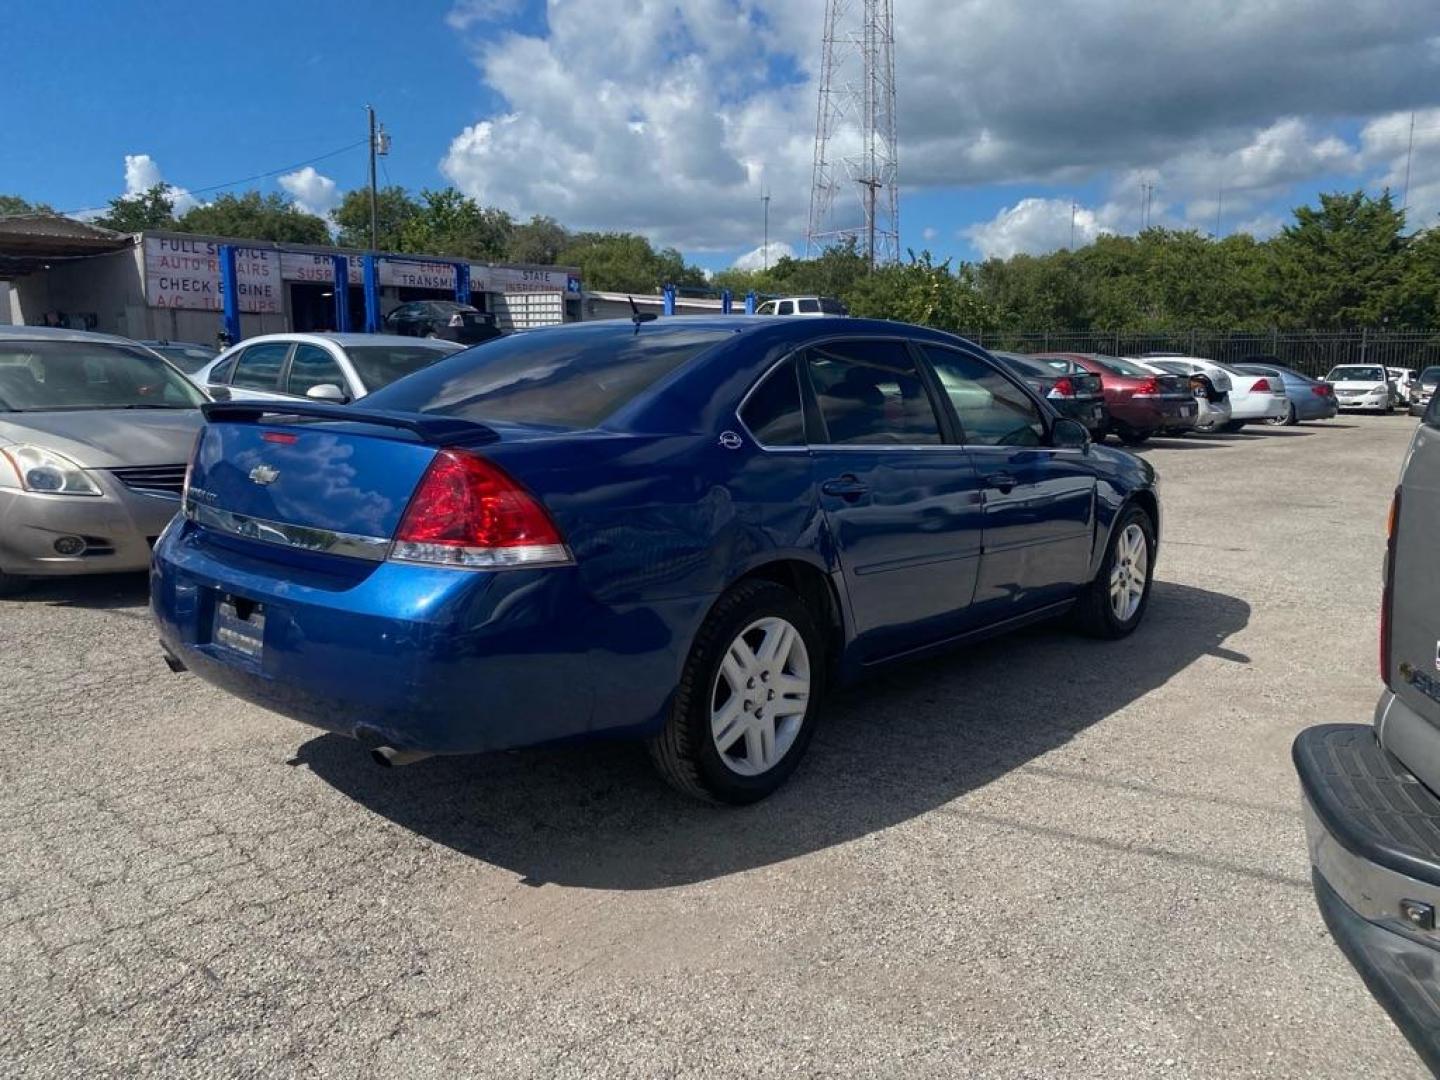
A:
1153 373 1193 399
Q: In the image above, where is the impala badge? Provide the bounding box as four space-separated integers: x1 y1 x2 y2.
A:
248 464 280 486
718 430 743 450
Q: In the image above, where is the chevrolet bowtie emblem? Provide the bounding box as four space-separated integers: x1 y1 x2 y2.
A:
248 464 280 486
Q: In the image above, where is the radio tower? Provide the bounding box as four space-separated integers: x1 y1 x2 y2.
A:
806 0 899 267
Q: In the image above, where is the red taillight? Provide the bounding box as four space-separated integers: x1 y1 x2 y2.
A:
1047 376 1075 399
1311 385 1329 397
1251 377 1273 393
262 431 298 445
1381 488 1400 681
1132 376 1159 397
391 449 570 569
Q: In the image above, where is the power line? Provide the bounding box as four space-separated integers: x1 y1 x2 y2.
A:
58 137 369 217
1401 111 1416 215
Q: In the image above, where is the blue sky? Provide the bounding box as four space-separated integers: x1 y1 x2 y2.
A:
5 1 1438 274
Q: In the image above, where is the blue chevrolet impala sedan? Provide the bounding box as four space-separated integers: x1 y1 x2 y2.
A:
152 317 1160 802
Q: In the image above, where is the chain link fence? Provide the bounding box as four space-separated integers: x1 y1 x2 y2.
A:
963 329 1440 379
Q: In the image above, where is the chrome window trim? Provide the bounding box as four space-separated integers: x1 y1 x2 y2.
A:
185 500 391 562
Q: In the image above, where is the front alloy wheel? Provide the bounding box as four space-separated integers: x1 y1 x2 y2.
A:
1109 523 1149 623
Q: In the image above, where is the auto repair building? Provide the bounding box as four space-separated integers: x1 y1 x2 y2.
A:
0 215 582 342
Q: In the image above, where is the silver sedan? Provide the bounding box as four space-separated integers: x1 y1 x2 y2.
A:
0 326 204 594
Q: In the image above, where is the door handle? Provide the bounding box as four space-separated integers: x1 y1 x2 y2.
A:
821 475 869 500
985 473 1018 493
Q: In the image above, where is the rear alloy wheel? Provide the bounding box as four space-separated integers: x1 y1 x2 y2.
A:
649 580 823 803
1266 403 1297 426
1074 505 1155 639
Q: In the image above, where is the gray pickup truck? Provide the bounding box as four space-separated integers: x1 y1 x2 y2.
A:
1294 402 1440 1072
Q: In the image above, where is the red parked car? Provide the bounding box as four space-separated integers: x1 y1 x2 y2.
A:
1032 353 1197 445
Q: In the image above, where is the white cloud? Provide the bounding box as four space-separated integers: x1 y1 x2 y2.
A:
278 165 341 217
964 198 1118 259
445 0 523 31
733 240 795 270
1360 108 1440 231
122 153 198 214
921 227 938 242
439 0 1440 252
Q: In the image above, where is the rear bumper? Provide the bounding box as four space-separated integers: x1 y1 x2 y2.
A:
151 521 710 754
1230 395 1289 421
0 481 178 577
1108 398 1196 433
1053 399 1108 434
1294 720 1440 1073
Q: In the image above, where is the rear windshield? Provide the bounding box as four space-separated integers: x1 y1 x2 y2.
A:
0 339 205 411
363 323 735 428
149 344 216 373
994 353 1052 378
1087 355 1153 377
1422 367 1440 384
344 343 460 392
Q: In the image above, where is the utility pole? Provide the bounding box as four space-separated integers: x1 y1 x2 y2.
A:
762 189 771 271
1069 200 1077 250
367 105 379 251
861 177 881 268
1402 111 1416 216
1214 184 1224 239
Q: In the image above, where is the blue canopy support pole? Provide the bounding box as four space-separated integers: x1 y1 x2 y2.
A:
744 290 757 315
455 262 471 306
721 288 733 315
662 283 676 316
218 244 242 345
362 255 381 334
331 255 351 332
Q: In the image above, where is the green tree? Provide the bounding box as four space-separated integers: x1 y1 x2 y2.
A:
0 194 54 217
92 184 176 232
846 251 1002 333
506 215 571 264
333 185 421 251
556 232 706 292
398 188 512 260
1392 226 1440 328
175 191 329 244
1269 190 1408 328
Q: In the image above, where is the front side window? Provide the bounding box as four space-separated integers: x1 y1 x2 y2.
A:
921 346 1045 447
740 360 805 446
0 340 204 411
230 343 289 391
806 340 941 446
777 301 794 315
286 344 347 397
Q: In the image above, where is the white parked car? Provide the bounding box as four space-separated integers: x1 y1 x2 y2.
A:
195 333 464 405
1134 358 1232 432
1324 364 1395 413
1387 367 1418 407
1135 355 1286 429
755 296 849 316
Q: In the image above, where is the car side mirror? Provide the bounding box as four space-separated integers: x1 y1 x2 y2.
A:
305 383 350 404
1051 417 1090 450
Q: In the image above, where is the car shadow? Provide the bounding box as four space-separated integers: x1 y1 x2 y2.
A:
2 572 150 611
297 580 1250 890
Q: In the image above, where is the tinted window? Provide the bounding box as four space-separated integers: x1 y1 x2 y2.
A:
995 353 1054 378
364 324 733 429
777 301 793 315
740 361 805 446
345 343 458 392
207 355 238 385
1420 367 1440 384
797 298 820 313
819 298 848 315
1234 364 1282 380
921 346 1045 447
230 343 288 391
287 344 346 397
0 340 203 411
806 340 941 445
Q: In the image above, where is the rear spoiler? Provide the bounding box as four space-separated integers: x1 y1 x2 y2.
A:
201 400 497 446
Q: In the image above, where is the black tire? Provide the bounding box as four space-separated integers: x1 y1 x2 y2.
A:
1118 429 1151 446
1266 403 1296 426
648 579 824 804
1219 420 1246 433
1073 504 1156 640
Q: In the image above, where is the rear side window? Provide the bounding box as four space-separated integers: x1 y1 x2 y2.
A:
364 324 734 429
797 298 820 313
806 340 941 445
207 355 238 385
345 344 455 392
740 361 805 446
230 343 288 391
819 298 848 315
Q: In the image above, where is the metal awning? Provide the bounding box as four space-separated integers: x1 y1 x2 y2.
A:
0 214 132 278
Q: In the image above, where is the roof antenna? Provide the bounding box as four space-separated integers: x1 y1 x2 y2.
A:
628 295 657 331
